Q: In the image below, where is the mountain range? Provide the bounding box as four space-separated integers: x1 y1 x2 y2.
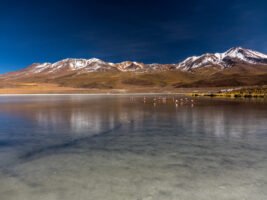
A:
1 47 267 89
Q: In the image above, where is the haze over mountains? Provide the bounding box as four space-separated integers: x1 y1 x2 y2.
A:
1 47 267 89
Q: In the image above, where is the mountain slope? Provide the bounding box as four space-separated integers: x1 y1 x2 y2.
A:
1 47 267 89
177 47 267 70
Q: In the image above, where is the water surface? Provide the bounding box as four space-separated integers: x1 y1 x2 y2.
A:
0 95 267 200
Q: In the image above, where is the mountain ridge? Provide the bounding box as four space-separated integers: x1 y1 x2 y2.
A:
1 47 267 89
2 47 267 78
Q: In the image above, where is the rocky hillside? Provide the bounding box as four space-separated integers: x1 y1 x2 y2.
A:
1 47 267 88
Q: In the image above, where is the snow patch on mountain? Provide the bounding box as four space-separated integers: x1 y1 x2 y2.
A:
20 47 267 76
177 47 267 71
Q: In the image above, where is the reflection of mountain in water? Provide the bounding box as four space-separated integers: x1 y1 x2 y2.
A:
0 96 267 200
0 96 266 140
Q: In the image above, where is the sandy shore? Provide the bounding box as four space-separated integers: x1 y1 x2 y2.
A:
0 82 230 95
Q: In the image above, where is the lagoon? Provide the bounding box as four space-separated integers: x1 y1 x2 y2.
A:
0 95 266 200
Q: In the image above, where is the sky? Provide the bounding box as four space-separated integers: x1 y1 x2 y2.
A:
1 0 267 73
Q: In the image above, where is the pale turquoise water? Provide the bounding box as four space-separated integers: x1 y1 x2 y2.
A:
0 95 266 200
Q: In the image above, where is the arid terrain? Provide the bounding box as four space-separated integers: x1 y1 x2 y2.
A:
1 47 267 94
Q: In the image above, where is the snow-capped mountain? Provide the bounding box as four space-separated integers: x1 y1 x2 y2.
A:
177 47 267 70
19 59 158 76
5 59 175 79
1 47 267 88
2 47 267 80
28 58 116 74
26 47 267 74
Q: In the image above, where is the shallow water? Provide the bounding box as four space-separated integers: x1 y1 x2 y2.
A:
0 95 267 200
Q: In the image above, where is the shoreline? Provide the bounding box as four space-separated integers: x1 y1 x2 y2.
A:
0 92 187 96
0 84 266 98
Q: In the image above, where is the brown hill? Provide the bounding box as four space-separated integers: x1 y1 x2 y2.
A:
1 47 267 91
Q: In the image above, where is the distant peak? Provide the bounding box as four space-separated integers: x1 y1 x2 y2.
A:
223 47 267 59
59 58 104 62
87 58 105 62
230 46 244 50
225 46 246 53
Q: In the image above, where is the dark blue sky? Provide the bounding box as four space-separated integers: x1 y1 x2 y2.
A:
1 0 267 73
